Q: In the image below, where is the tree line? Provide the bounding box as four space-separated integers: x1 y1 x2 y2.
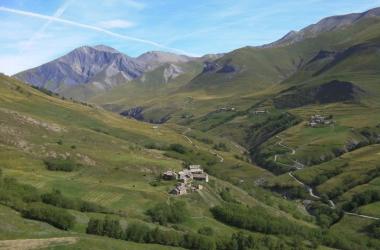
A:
0 172 107 230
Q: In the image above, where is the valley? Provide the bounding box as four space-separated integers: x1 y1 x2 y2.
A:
1 5 380 250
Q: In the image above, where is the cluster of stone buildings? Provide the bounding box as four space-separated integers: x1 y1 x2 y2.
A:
308 114 333 127
162 165 209 196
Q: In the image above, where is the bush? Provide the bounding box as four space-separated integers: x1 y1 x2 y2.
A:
86 216 122 239
367 221 380 238
41 189 107 213
44 159 77 172
22 203 75 230
219 188 239 203
144 143 167 150
124 223 151 242
210 203 316 238
200 138 213 145
86 218 104 235
147 201 189 225
198 226 214 236
213 143 229 152
182 233 216 250
0 177 40 206
343 190 380 212
169 144 187 154
308 202 343 228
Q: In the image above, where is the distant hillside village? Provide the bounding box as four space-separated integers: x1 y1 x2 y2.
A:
162 165 209 196
308 114 334 127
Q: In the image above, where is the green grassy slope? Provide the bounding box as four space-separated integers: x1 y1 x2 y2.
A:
1 74 330 249
89 17 380 129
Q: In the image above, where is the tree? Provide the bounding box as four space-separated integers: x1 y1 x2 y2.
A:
198 226 214 236
169 144 187 154
103 216 123 239
124 223 150 242
86 218 104 235
147 201 188 225
22 203 75 230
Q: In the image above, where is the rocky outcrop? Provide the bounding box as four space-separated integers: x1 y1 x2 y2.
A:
217 64 237 73
120 107 144 120
202 61 220 73
163 64 184 83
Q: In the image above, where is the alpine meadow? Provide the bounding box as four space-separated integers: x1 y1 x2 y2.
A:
1 1 380 250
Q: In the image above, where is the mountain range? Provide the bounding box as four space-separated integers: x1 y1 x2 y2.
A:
14 45 199 92
14 7 380 102
2 6 380 250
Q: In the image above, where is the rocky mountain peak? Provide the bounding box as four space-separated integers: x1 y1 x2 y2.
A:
92 45 121 53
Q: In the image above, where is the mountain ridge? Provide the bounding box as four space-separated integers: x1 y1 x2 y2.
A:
264 7 380 47
14 45 202 92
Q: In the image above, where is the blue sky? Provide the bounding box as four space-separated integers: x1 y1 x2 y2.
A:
1 0 380 74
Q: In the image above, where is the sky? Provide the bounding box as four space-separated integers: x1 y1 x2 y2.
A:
0 0 380 75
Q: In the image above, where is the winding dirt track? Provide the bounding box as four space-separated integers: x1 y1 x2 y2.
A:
182 127 224 163
288 172 380 220
0 237 78 250
274 136 305 171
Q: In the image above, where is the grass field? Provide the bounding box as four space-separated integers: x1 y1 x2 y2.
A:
0 74 322 249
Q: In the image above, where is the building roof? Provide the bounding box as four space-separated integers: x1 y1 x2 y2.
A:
189 165 201 169
164 170 177 175
193 173 208 179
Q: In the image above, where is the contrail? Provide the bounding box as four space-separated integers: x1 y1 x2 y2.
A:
0 6 196 56
21 0 73 52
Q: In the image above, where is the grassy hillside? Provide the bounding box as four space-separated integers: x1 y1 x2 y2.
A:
2 74 343 249
83 17 380 140
2 10 380 250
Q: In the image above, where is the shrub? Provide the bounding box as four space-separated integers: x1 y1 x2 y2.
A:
86 218 104 235
0 177 40 205
307 202 343 228
86 216 122 239
41 189 76 209
198 226 214 236
219 188 239 203
182 232 216 250
169 144 187 154
44 159 77 172
124 222 151 242
367 221 380 238
213 143 229 152
41 189 107 213
144 143 167 150
210 203 315 238
343 190 380 212
147 201 189 225
22 203 75 230
200 138 213 145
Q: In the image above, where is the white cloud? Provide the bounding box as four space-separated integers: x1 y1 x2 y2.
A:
0 6 195 56
98 19 135 29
